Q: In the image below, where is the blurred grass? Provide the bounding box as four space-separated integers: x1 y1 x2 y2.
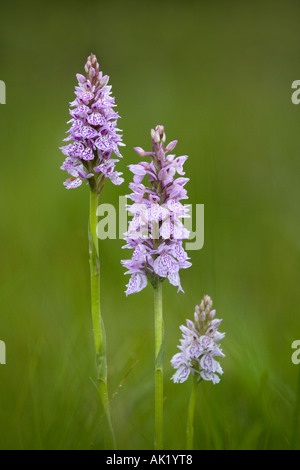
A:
0 0 300 449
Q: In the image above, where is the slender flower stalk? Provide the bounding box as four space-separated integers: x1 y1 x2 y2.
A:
89 189 115 448
60 54 124 448
122 125 191 449
171 295 225 449
154 281 164 449
186 374 198 450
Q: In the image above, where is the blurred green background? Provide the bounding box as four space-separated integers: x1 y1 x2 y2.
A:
0 0 300 450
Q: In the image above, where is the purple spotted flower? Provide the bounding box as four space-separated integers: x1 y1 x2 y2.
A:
171 295 225 384
59 53 125 192
122 125 191 295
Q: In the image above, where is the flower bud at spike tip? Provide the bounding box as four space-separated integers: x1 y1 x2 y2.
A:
134 147 146 157
199 311 206 322
166 140 178 152
209 309 216 320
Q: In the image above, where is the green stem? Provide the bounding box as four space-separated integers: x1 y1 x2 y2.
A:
186 374 198 450
89 189 116 449
154 281 164 450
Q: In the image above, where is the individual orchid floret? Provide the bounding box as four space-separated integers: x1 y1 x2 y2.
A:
59 53 125 193
122 125 191 295
171 295 225 384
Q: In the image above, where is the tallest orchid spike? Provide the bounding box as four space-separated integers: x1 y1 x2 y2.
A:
60 53 125 193
122 125 192 295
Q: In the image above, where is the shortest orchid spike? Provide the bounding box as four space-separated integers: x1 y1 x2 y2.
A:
170 295 225 384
